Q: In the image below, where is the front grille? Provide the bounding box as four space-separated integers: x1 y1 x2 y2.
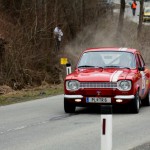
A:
80 82 117 88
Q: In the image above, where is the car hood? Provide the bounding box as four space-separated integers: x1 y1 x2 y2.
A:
66 68 134 82
144 12 150 16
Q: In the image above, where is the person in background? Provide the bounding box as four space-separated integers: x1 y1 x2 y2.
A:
131 0 137 16
53 24 63 52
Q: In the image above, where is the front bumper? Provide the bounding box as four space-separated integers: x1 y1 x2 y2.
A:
143 16 150 21
64 95 83 99
64 94 135 105
114 95 134 99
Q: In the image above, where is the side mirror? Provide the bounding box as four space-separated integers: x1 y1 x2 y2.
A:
66 63 72 75
138 66 145 71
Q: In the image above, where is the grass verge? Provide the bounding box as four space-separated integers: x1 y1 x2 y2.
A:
0 84 63 106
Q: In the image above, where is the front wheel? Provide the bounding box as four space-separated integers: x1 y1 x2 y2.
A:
130 92 140 114
64 99 76 113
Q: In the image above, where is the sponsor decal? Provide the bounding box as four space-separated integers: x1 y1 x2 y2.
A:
146 80 149 85
140 71 146 89
140 71 146 94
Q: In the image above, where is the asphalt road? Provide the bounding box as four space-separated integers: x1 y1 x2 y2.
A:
1 95 150 150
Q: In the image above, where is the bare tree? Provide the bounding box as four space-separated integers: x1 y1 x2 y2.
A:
81 0 85 26
0 0 111 88
137 0 144 39
117 0 125 35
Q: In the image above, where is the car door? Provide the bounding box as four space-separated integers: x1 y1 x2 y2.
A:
138 54 150 97
135 53 144 98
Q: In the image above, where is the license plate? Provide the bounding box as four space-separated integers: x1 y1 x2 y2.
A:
86 97 111 103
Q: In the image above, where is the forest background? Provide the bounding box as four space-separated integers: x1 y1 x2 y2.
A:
0 0 149 104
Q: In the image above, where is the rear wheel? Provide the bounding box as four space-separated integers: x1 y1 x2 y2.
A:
130 91 140 114
64 99 76 113
142 90 150 106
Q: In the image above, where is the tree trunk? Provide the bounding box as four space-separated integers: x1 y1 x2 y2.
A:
81 0 85 26
34 0 38 35
44 0 47 30
137 0 144 39
117 0 125 35
54 0 58 24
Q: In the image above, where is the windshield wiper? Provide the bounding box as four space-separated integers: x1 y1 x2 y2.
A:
104 65 121 68
78 65 103 69
119 66 130 69
78 65 95 68
104 65 130 69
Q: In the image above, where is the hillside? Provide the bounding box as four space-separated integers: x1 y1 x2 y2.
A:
0 0 149 97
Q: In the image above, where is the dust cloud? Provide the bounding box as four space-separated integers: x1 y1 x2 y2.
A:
64 17 118 65
64 15 150 66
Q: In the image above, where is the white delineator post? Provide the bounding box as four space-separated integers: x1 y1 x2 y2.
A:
66 63 72 75
101 105 112 150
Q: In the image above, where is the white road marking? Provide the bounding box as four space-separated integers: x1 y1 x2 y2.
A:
0 114 71 135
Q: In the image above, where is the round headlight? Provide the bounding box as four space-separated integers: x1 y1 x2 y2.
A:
66 80 80 91
117 80 131 91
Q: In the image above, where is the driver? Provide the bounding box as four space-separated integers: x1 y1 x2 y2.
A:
119 54 132 68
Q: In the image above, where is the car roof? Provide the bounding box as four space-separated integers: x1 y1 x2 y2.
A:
144 7 150 10
84 47 140 54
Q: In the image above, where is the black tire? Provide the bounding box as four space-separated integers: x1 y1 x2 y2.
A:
64 99 76 113
130 92 140 114
142 90 150 106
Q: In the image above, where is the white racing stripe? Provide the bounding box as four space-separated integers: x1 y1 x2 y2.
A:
119 47 122 51
110 70 123 82
110 70 117 82
119 47 128 51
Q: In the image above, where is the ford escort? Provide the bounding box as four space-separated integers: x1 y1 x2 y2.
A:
64 48 150 113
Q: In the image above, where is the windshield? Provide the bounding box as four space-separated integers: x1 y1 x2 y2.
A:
145 8 150 13
77 51 136 69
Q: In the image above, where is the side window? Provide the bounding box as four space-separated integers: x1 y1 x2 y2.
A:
138 54 145 67
135 54 141 68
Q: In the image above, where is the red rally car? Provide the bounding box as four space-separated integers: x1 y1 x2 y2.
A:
64 47 150 113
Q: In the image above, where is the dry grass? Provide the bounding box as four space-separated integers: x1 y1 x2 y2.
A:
0 82 63 106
